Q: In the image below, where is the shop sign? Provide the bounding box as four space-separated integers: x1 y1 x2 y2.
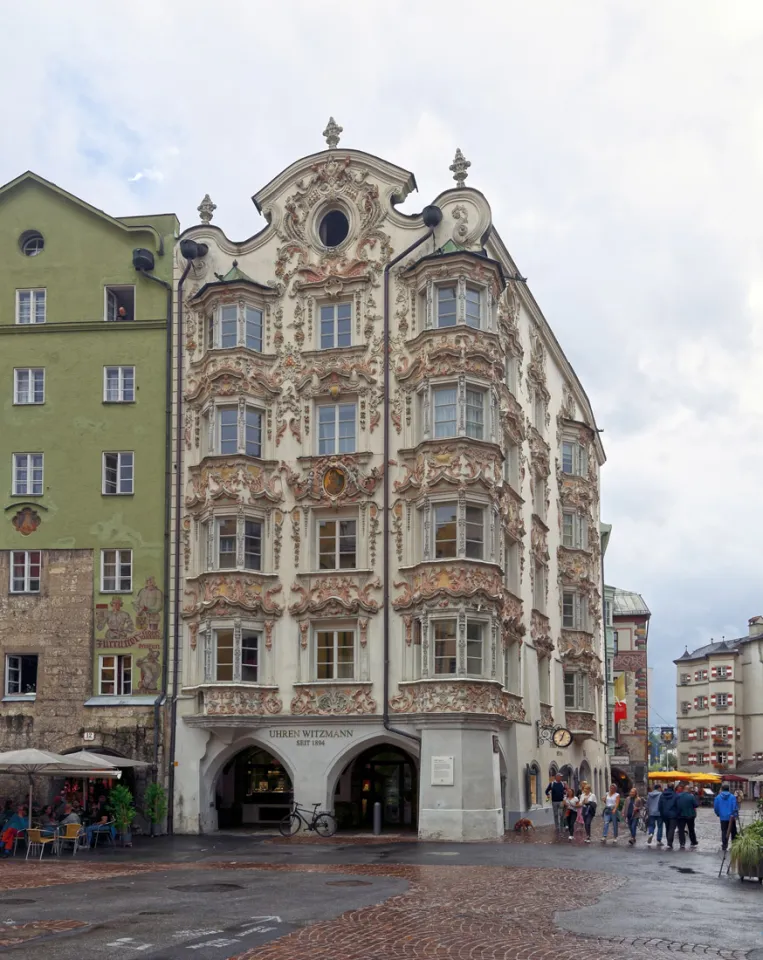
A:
269 728 355 748
610 755 629 765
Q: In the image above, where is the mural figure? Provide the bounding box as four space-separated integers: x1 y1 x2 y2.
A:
134 576 164 631
96 597 135 642
136 649 161 693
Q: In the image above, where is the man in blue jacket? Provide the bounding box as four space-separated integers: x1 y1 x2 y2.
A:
545 774 566 834
714 783 738 851
658 782 680 849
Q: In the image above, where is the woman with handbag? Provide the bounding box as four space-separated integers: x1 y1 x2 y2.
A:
579 781 597 843
562 787 580 841
625 788 643 845
602 783 621 843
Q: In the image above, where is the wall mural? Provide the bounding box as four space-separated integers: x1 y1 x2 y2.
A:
94 577 164 695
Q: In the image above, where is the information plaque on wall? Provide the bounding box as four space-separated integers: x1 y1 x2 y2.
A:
431 755 455 786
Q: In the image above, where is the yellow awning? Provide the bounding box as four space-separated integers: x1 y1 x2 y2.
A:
647 770 721 783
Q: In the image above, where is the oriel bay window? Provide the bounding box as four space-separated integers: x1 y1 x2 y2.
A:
207 303 263 352
425 500 494 562
428 279 490 330
561 439 588 476
316 627 355 680
562 591 587 630
210 404 265 457
432 617 486 678
203 625 262 683
562 512 588 549
207 515 263 571
564 671 589 710
424 380 495 442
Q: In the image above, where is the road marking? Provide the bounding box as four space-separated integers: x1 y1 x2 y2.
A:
239 925 277 935
106 938 153 951
186 938 240 949
173 930 222 939
248 915 282 923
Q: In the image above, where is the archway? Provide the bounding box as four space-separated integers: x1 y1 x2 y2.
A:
59 746 137 818
559 764 573 788
548 762 559 778
579 760 591 790
335 744 418 830
214 745 293 829
610 767 632 796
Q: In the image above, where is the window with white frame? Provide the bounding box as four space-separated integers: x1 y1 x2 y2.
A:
5 654 38 697
465 287 482 328
715 725 731 740
504 641 520 693
318 517 357 570
12 453 43 495
533 562 546 612
16 289 46 324
562 590 587 630
561 439 588 476
716 693 730 707
427 501 486 561
105 286 135 322
436 285 458 327
564 671 588 710
207 303 263 352
103 452 134 495
716 665 731 678
715 750 729 765
317 403 356 455
101 549 132 592
562 512 588 549
533 476 546 520
316 627 355 680
429 617 487 678
433 619 457 675
10 551 41 593
14 368 45 404
207 515 263 572
210 627 261 683
99 655 132 695
320 302 352 349
212 405 264 458
466 620 484 676
104 366 135 402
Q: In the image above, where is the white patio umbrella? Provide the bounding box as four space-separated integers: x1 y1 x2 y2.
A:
0 749 119 829
65 750 151 769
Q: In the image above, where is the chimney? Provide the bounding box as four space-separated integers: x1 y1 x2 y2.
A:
748 616 763 637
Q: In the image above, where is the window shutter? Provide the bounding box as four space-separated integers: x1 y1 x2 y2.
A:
736 727 741 738
710 694 716 706
694 697 698 709
711 666 716 678
728 668 732 679
727 693 733 706
711 753 716 762
711 726 716 738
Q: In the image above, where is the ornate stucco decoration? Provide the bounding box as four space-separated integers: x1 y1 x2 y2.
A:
280 455 382 503
449 148 471 186
526 332 551 408
394 441 502 495
498 488 526 544
531 611 554 658
390 681 526 722
186 459 283 510
501 591 525 640
323 117 343 149
500 390 526 447
566 710 596 735
393 563 503 610
202 686 282 716
540 704 554 727
396 331 503 387
528 430 551 478
11 506 41 536
530 519 550 564
183 574 284 617
496 283 523 362
185 357 282 407
289 576 382 616
291 686 376 716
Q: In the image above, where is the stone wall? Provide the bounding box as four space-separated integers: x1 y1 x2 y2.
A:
0 549 156 800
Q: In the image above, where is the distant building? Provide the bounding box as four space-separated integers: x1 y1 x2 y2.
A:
607 587 650 793
675 617 763 788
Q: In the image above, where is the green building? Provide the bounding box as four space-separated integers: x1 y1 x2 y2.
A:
0 172 177 775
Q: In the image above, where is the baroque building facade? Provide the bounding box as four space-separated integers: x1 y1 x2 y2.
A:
0 172 176 786
675 616 763 790
169 125 608 839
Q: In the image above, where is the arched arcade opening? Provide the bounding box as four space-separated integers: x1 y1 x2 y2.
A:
215 746 293 829
333 744 418 831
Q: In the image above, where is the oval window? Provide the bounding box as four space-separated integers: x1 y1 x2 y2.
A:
20 231 44 256
318 210 349 248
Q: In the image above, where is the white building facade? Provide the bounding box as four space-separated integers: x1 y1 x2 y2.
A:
675 616 763 785
169 125 608 840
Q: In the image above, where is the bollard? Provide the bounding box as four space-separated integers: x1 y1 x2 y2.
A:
373 801 382 836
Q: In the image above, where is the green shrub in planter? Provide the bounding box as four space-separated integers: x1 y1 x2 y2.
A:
108 784 137 846
730 822 763 877
143 783 168 837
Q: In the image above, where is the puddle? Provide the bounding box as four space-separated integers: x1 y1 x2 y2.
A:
325 880 372 887
168 882 244 893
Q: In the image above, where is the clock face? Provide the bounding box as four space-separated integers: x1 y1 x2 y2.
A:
553 728 573 748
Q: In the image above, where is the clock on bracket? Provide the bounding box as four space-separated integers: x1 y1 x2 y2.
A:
552 727 573 749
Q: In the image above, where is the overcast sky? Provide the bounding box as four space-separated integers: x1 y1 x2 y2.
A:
3 1 762 726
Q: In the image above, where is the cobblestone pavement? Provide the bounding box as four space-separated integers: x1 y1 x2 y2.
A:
0 919 87 949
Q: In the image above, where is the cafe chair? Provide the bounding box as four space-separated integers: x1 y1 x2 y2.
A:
92 820 117 848
25 828 56 860
57 823 86 856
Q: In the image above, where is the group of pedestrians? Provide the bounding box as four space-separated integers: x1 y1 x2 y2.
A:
546 774 743 852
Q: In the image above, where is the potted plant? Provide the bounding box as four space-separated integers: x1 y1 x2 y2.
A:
108 784 137 847
143 782 167 837
730 820 763 882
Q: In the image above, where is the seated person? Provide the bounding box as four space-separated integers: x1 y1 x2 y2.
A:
86 815 116 847
58 804 81 827
1 806 28 856
38 805 58 836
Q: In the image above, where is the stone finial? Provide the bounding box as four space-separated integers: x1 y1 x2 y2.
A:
323 117 343 149
450 148 471 186
197 194 216 224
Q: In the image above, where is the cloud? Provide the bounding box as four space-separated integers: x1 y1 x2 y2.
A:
2 0 763 727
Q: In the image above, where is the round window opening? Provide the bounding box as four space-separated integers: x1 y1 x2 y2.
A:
20 231 44 257
318 210 349 248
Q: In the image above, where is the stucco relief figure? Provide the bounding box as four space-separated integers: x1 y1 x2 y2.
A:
134 576 163 631
97 597 135 641
136 649 161 693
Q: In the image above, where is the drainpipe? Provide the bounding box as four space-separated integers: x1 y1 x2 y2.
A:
135 268 172 783
166 239 208 834
382 207 442 746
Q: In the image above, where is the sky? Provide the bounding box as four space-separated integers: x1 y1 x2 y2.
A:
3 0 763 727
